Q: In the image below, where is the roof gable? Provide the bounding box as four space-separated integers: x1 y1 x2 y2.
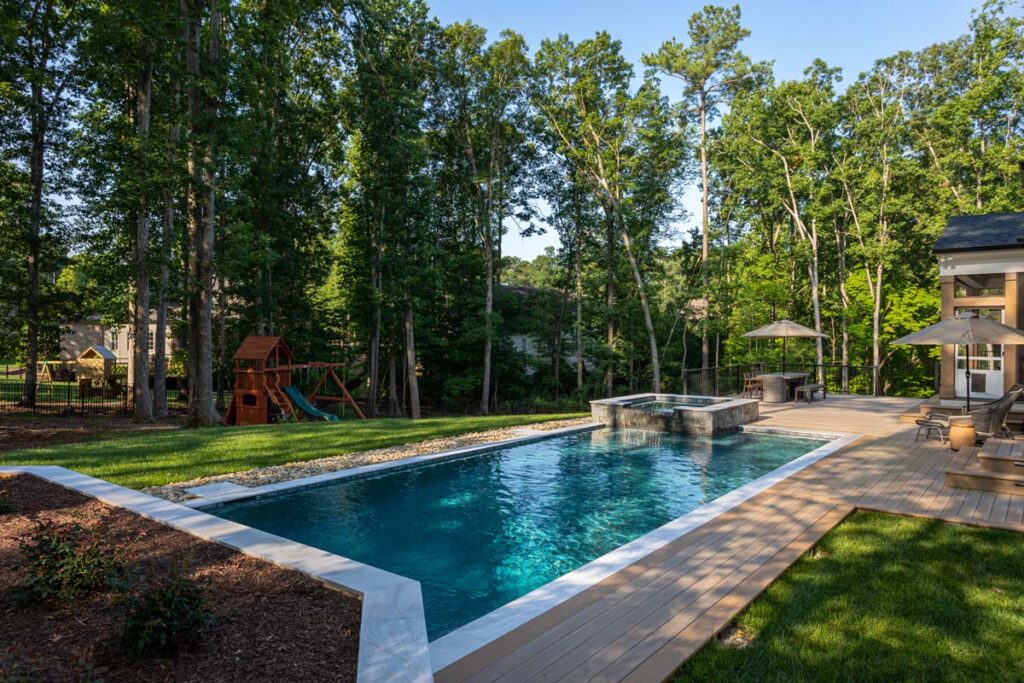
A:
233 335 293 361
79 345 117 360
935 212 1024 253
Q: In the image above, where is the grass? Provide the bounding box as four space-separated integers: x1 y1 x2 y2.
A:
678 512 1024 682
2 413 586 489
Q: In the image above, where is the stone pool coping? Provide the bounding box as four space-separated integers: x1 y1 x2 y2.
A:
0 464 433 683
427 424 861 672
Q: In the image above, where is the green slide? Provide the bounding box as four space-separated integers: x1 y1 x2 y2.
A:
283 385 339 422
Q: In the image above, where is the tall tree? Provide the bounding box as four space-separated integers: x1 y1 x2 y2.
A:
643 4 768 369
3 0 82 408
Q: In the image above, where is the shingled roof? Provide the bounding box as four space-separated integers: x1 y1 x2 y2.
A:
935 212 1024 253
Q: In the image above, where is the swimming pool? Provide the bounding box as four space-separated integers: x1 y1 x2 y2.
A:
207 428 829 641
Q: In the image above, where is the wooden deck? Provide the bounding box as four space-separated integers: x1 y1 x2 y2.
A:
434 396 1024 683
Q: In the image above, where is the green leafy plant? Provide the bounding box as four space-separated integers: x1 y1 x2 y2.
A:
17 522 124 603
120 569 212 656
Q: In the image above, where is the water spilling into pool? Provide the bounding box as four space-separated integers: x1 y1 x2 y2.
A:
207 428 828 640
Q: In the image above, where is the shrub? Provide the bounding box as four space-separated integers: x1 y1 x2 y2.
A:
0 490 18 514
17 522 123 603
120 570 212 656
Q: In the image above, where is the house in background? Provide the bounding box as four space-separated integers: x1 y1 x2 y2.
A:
935 212 1024 405
61 312 180 374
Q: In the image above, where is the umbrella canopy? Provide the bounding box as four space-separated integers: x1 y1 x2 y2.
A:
743 320 826 373
891 311 1024 346
743 320 825 339
891 311 1024 410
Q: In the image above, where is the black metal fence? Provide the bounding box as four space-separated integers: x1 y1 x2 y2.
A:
0 379 187 417
681 363 889 398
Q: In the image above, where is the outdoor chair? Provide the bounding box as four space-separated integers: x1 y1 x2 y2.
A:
742 373 763 399
926 384 1023 443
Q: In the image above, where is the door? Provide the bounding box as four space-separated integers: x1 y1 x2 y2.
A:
954 307 1004 400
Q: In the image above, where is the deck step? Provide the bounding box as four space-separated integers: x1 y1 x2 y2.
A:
976 438 1024 473
944 467 1024 495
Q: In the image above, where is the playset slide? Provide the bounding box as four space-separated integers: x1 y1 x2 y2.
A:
283 384 339 422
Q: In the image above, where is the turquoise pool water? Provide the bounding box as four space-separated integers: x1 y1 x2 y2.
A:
636 397 719 411
207 428 828 640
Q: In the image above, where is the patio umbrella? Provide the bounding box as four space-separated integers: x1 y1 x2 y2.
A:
743 320 826 373
891 310 1024 411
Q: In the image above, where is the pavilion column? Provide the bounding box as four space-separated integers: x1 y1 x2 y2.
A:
1006 272 1019 390
939 276 955 400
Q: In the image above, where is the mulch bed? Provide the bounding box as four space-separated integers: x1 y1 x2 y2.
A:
0 416 180 454
0 474 361 682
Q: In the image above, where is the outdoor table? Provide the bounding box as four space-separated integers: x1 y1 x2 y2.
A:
755 372 809 403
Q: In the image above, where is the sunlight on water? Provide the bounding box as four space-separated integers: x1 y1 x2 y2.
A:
209 428 826 640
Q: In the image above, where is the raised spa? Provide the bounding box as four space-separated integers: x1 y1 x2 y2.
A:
590 393 759 435
207 427 828 641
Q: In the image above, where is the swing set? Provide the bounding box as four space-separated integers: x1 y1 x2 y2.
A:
225 335 365 426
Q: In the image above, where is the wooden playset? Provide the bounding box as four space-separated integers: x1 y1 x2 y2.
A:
225 335 365 426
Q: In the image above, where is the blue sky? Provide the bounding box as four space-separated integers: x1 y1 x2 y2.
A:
427 0 983 259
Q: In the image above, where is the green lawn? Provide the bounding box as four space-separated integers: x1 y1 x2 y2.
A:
2 413 586 489
678 512 1024 682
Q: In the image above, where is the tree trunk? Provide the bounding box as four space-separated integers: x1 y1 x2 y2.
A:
366 206 383 417
183 0 220 426
404 303 421 419
575 236 584 393
618 214 660 392
479 226 493 414
216 277 227 411
699 101 710 369
153 94 179 419
604 209 615 396
387 347 399 417
23 88 45 409
132 63 154 422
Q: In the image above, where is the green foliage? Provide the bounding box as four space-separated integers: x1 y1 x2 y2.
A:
16 522 124 604
119 567 212 657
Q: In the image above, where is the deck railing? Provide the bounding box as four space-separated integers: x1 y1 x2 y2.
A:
682 363 885 398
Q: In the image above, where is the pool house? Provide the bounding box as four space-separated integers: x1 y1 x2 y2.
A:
935 212 1024 405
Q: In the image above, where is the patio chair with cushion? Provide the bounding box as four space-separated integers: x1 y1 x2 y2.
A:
925 384 1023 443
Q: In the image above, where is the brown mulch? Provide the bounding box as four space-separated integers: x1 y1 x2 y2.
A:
0 474 360 682
0 416 180 454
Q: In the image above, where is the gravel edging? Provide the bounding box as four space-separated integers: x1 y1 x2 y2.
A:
143 417 594 503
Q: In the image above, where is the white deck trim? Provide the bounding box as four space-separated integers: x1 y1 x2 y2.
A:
0 465 432 683
427 426 860 672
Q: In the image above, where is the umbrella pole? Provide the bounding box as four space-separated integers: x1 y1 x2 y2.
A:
782 337 787 374
965 367 971 413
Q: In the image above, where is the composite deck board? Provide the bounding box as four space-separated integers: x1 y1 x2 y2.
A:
434 398 1024 683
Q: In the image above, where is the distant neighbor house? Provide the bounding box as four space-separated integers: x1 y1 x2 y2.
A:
61 312 180 370
935 212 1024 405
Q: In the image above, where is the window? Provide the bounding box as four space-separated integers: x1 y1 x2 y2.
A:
955 307 1003 371
147 330 155 350
107 331 118 351
954 273 1004 298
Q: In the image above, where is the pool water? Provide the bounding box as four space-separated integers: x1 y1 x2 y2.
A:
636 398 719 412
207 428 828 640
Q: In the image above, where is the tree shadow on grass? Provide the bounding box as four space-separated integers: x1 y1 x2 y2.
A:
677 511 1024 682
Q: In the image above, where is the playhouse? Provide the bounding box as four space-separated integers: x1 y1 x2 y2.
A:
76 345 117 383
225 335 365 426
